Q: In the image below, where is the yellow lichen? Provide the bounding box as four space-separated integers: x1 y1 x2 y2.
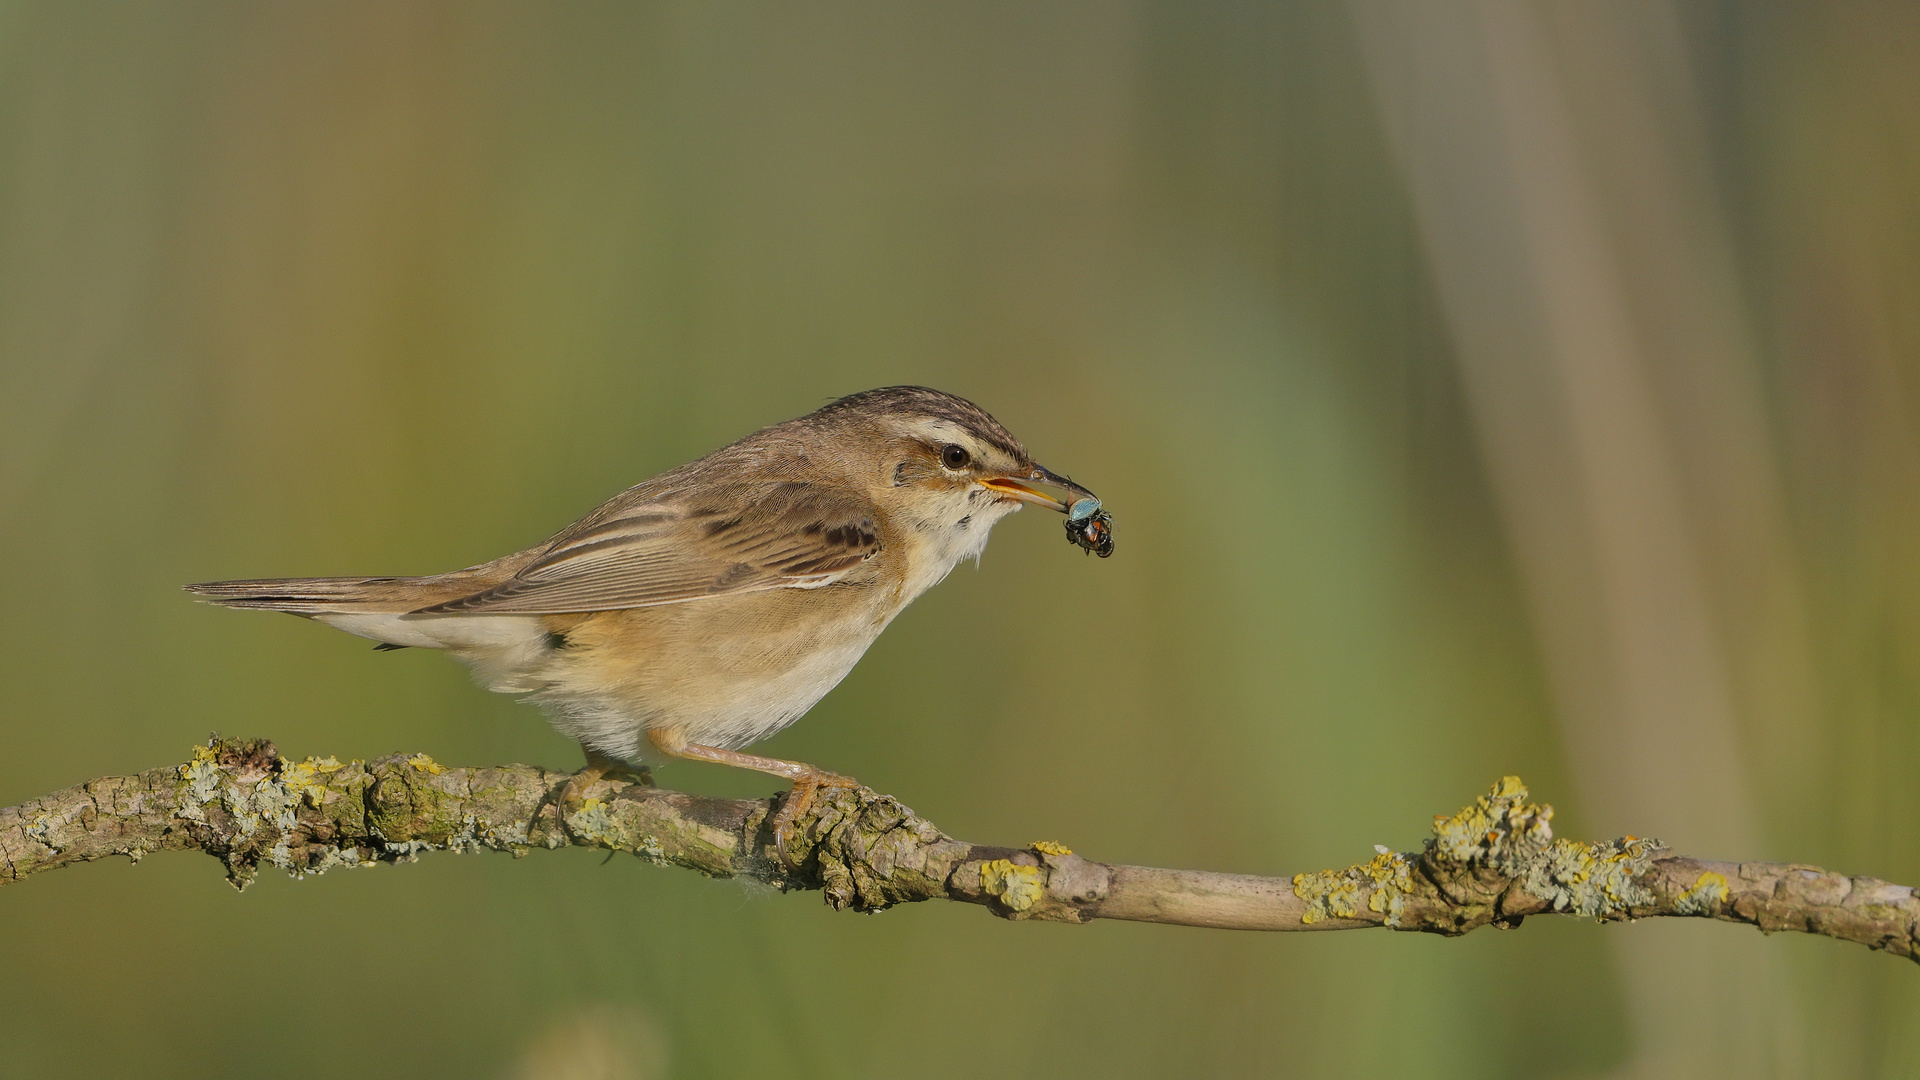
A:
1294 846 1413 926
1430 775 1554 872
406 753 447 775
179 742 217 775
1292 778 1665 930
1030 840 1072 857
1292 871 1357 923
1363 849 1414 924
278 755 344 807
1674 870 1730 915
980 859 1046 913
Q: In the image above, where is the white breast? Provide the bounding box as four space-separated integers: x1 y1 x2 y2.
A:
896 492 1024 602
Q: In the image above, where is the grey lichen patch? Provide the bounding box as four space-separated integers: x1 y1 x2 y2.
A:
483 819 532 848
1519 836 1660 919
382 839 437 861
174 743 225 821
170 737 342 886
562 798 619 846
24 813 59 853
447 815 483 854
308 846 364 873
175 738 308 833
250 774 300 835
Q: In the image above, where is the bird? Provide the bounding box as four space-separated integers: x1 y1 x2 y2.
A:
186 386 1109 863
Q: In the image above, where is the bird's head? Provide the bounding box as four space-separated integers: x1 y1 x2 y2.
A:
802 386 1105 565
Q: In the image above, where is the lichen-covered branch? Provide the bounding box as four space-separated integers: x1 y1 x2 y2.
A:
3 738 1916 964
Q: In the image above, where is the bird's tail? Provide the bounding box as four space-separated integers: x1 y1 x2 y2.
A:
184 575 454 615
186 564 546 661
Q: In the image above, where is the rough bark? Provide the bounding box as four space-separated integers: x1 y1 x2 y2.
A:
2 738 1915 964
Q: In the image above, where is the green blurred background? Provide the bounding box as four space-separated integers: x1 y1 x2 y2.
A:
1 3 1916 1077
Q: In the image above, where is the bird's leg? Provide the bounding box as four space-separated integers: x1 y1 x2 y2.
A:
536 745 654 838
583 746 654 788
646 728 857 871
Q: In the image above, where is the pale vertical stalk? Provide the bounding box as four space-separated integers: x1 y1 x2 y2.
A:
1348 1 1809 1075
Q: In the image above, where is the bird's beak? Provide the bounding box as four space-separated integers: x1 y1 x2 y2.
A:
977 464 1097 513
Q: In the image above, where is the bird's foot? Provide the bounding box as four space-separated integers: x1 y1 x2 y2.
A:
770 769 861 872
637 730 860 873
536 752 653 840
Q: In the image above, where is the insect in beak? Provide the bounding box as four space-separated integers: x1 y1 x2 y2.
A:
1063 496 1114 557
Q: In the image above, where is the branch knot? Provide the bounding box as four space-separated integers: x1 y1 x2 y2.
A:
792 786 969 913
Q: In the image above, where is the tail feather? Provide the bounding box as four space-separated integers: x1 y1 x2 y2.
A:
184 576 456 614
187 564 549 659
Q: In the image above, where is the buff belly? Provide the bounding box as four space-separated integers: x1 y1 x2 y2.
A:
515 586 897 760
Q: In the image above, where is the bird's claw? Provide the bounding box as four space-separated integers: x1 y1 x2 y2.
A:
769 770 861 872
534 760 653 841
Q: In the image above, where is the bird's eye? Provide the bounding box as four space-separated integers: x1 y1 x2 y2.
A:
940 444 972 470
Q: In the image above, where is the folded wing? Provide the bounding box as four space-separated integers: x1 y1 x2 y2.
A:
413 481 883 614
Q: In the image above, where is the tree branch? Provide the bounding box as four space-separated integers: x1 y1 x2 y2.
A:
3 737 1915 964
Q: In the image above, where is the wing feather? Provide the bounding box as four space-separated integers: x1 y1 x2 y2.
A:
414 482 882 614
